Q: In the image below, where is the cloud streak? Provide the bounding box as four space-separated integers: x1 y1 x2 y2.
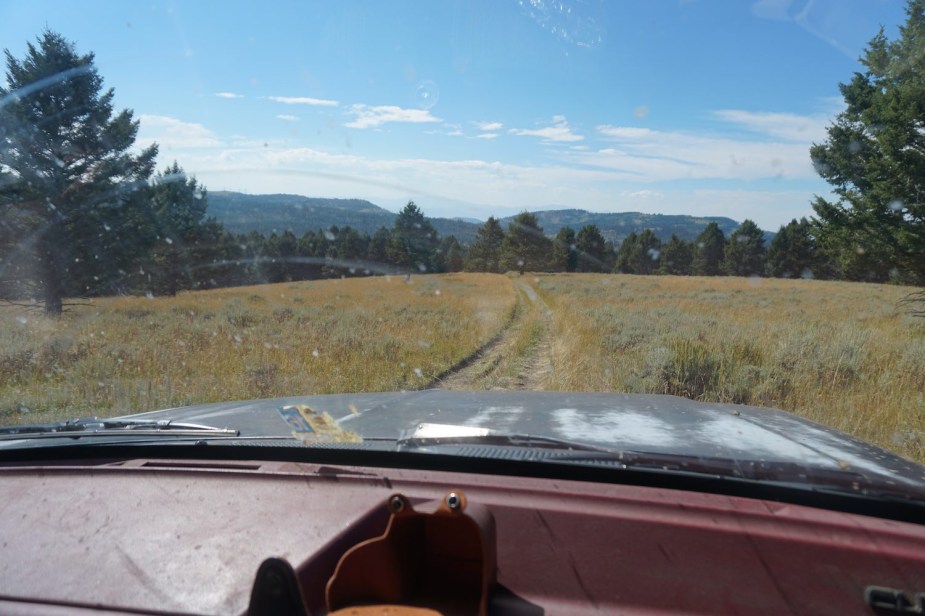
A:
267 95 339 106
712 109 830 142
510 115 583 142
589 114 824 181
214 92 244 99
473 121 503 131
345 104 441 129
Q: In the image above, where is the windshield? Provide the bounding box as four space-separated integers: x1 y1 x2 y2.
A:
1 0 923 484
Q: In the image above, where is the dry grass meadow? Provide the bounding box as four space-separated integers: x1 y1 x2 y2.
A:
1 271 923 463
0 274 515 423
530 274 925 463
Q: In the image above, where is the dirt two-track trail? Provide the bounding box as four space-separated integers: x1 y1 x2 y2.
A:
435 277 555 391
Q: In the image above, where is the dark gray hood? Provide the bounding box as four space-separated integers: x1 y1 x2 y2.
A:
122 389 925 484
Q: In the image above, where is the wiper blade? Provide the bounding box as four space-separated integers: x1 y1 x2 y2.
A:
393 423 925 503
396 422 611 453
0 417 239 441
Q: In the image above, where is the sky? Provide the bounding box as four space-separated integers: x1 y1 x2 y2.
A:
0 0 910 230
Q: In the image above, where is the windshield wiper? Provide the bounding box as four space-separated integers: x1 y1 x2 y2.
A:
395 422 612 454
0 418 239 441
392 423 925 502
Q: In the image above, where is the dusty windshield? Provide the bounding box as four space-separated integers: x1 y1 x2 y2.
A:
0 1 923 468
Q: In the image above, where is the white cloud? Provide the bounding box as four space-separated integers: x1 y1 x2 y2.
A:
276 114 299 122
590 121 819 181
712 109 830 142
344 104 441 129
137 115 222 149
620 190 664 199
510 116 583 142
473 121 503 131
596 126 653 139
475 133 499 140
214 92 244 99
267 96 339 106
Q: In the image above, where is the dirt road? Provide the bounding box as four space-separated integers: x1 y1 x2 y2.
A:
434 277 554 391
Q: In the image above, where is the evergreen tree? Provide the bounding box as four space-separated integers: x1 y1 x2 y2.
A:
551 227 577 272
387 201 439 273
141 162 214 295
500 212 550 274
658 235 694 275
723 219 766 277
436 236 465 273
367 226 391 265
575 224 609 272
692 222 726 276
810 0 925 283
766 218 826 279
614 230 661 275
0 31 158 313
465 217 505 273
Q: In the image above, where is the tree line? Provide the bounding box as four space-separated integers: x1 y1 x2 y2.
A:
459 212 835 279
2 12 924 315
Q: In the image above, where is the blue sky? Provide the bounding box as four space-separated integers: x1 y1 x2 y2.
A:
0 0 909 229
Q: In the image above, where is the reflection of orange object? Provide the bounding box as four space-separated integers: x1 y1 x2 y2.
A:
277 405 361 443
326 491 496 616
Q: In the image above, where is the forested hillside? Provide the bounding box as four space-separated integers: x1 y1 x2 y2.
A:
208 191 481 244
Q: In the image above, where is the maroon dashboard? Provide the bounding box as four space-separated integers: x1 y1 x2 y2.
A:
1 457 924 615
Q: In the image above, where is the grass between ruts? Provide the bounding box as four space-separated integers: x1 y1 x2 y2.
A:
1 272 922 463
0 273 516 424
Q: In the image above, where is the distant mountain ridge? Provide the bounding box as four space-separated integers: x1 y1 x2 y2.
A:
208 191 481 243
206 191 756 246
501 209 743 244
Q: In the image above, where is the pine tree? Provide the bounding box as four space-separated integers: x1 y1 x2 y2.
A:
575 224 609 272
0 31 158 313
387 201 439 273
692 222 726 276
500 212 550 274
142 162 213 295
614 230 661 275
658 235 694 275
723 220 766 277
810 0 925 283
766 218 825 279
465 217 505 273
551 227 577 272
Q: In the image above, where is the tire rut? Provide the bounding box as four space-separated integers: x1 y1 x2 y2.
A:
433 278 554 391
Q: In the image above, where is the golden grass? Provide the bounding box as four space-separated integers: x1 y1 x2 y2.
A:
530 274 925 463
0 273 516 424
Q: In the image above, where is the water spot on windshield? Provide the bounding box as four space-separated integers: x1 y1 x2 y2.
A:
634 105 649 119
413 80 440 110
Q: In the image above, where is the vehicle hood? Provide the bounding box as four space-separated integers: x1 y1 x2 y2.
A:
119 389 925 482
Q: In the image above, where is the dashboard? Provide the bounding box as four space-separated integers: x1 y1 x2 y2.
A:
1 453 924 615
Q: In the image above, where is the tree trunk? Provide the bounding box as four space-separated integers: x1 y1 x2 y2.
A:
39 229 65 316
